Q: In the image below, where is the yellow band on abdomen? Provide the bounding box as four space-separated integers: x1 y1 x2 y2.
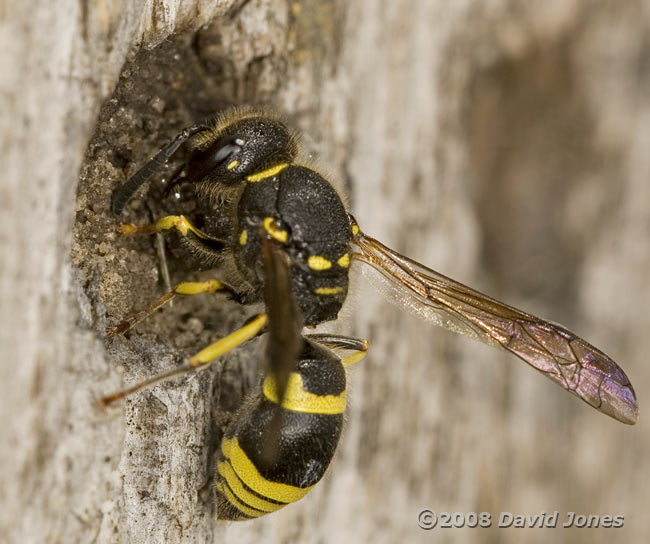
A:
263 373 347 415
218 461 287 513
221 437 314 503
217 482 266 518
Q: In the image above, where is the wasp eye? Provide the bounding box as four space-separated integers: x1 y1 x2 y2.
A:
213 137 244 164
186 135 244 181
211 136 244 167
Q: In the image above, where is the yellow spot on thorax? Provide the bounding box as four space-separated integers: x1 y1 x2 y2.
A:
221 437 314 503
263 372 347 415
247 163 289 182
307 255 332 270
314 286 344 295
351 223 360 236
263 217 288 242
337 253 350 268
226 160 239 170
239 229 248 245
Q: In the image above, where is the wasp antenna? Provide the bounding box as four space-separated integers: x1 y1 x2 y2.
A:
111 123 208 215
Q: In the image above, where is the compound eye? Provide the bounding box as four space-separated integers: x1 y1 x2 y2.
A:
212 136 244 165
186 135 245 181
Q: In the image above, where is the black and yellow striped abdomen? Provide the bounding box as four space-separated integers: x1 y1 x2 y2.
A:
216 339 346 520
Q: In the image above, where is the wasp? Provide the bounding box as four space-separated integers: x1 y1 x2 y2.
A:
103 107 638 521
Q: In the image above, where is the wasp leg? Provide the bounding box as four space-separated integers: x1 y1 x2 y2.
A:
107 279 227 337
306 334 369 366
120 214 211 239
100 313 268 406
189 313 268 368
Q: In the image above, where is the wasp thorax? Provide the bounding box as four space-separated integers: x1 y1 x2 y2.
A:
186 117 298 185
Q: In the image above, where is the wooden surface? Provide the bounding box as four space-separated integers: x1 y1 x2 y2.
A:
1 0 649 542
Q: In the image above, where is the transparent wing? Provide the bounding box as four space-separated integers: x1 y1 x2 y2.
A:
353 230 638 425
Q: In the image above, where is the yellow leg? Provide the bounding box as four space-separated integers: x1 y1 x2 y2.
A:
341 345 369 367
174 280 224 295
107 279 225 337
100 313 269 406
306 334 369 366
189 314 268 367
121 214 210 239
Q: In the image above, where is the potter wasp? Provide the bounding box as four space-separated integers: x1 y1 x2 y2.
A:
103 107 638 521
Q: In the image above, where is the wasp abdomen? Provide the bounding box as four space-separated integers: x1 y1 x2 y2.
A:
216 340 346 520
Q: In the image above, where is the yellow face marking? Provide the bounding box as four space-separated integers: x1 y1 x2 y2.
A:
337 253 350 268
222 437 314 503
218 461 286 513
314 286 344 295
217 482 266 518
226 160 239 170
246 163 289 182
351 223 360 236
239 229 248 245
174 279 223 295
263 372 347 415
263 217 288 243
308 255 332 270
189 313 268 367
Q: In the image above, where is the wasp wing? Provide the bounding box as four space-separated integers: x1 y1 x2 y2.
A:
353 230 638 425
261 236 303 399
260 237 304 461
